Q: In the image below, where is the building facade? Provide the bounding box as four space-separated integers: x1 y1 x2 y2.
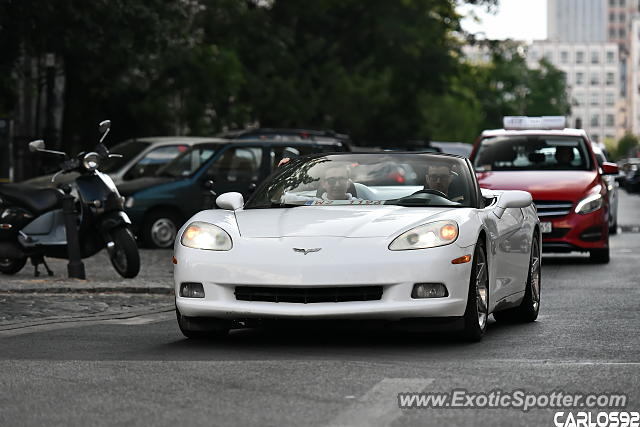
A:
527 41 622 142
548 0 608 42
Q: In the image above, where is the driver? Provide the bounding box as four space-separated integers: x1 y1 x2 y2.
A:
423 164 464 202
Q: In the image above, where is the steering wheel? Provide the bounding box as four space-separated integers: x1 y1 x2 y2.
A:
410 188 448 198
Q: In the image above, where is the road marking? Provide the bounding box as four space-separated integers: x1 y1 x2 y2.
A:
325 378 433 427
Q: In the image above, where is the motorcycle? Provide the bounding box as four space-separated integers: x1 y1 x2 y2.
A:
0 120 140 278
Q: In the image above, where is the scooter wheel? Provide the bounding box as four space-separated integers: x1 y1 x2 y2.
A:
0 257 27 275
109 227 140 278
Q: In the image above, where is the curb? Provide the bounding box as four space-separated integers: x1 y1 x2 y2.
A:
0 287 174 295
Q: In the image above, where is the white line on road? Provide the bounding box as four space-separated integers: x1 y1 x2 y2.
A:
325 378 433 427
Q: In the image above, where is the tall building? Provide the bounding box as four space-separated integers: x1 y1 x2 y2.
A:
629 14 640 135
548 0 608 42
527 41 622 142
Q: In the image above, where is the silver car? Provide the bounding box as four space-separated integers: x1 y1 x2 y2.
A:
592 145 619 234
23 137 221 187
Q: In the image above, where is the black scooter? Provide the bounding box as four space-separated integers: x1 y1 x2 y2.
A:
0 120 140 278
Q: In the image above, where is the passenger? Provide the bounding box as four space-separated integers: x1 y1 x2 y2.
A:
319 165 354 200
555 146 575 167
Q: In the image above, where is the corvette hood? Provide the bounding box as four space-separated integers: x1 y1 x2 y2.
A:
235 206 456 238
476 170 599 201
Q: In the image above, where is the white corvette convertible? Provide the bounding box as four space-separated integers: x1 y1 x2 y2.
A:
173 152 541 341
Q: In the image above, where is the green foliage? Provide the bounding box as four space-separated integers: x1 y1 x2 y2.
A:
0 0 572 152
616 133 639 160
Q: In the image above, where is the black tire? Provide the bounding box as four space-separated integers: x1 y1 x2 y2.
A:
590 247 610 264
143 210 181 249
461 240 488 342
176 306 229 339
108 226 140 278
609 216 618 235
494 233 541 324
0 257 27 275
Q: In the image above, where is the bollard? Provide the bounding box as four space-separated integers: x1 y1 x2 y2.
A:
60 184 86 279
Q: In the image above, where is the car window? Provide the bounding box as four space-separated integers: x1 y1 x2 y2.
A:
102 140 151 173
157 145 217 178
124 145 188 180
474 136 592 171
205 147 263 182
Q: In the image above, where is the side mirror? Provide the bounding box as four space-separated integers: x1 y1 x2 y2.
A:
216 192 244 210
494 190 532 218
601 162 619 175
98 120 111 134
28 139 45 152
497 190 532 209
98 119 111 145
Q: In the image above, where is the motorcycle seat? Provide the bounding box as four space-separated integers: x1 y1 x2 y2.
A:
0 184 63 215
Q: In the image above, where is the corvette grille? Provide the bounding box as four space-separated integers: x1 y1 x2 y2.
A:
534 200 573 218
234 286 383 303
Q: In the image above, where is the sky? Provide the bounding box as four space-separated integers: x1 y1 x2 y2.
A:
458 0 547 41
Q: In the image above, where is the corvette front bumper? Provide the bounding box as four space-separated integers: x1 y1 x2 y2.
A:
174 237 475 321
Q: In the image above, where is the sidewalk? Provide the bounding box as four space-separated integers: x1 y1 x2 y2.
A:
0 249 175 294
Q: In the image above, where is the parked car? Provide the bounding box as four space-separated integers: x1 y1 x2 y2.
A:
592 145 619 234
22 137 214 188
470 116 618 263
119 138 349 248
619 158 640 192
217 128 353 149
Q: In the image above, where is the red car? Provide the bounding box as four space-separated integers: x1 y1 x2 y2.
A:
470 117 618 263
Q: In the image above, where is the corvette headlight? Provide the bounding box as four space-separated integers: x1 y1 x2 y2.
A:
575 193 603 215
389 220 458 251
180 221 232 251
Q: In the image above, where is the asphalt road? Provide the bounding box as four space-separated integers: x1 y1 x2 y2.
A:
1 191 639 427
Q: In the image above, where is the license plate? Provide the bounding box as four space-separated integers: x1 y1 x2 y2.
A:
540 222 552 234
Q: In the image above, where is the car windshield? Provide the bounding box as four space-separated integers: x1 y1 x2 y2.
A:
102 140 151 172
473 135 592 171
245 153 475 209
156 145 217 178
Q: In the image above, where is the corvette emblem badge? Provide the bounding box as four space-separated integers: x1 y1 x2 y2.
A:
293 248 322 255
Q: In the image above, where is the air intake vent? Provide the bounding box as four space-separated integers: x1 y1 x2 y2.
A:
235 286 383 303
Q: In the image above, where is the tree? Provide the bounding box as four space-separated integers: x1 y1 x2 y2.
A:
616 133 639 159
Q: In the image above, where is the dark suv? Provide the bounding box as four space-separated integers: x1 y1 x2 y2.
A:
119 138 350 248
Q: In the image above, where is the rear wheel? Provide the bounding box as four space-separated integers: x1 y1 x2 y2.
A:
461 240 488 342
143 210 180 249
176 306 229 339
0 257 27 275
108 227 140 278
590 247 610 264
494 233 541 323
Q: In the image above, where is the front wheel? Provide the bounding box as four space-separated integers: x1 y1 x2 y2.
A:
176 306 229 339
0 257 27 275
461 240 488 342
590 247 610 264
108 226 140 278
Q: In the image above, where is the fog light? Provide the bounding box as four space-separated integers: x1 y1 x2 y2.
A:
412 283 448 298
180 282 205 298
